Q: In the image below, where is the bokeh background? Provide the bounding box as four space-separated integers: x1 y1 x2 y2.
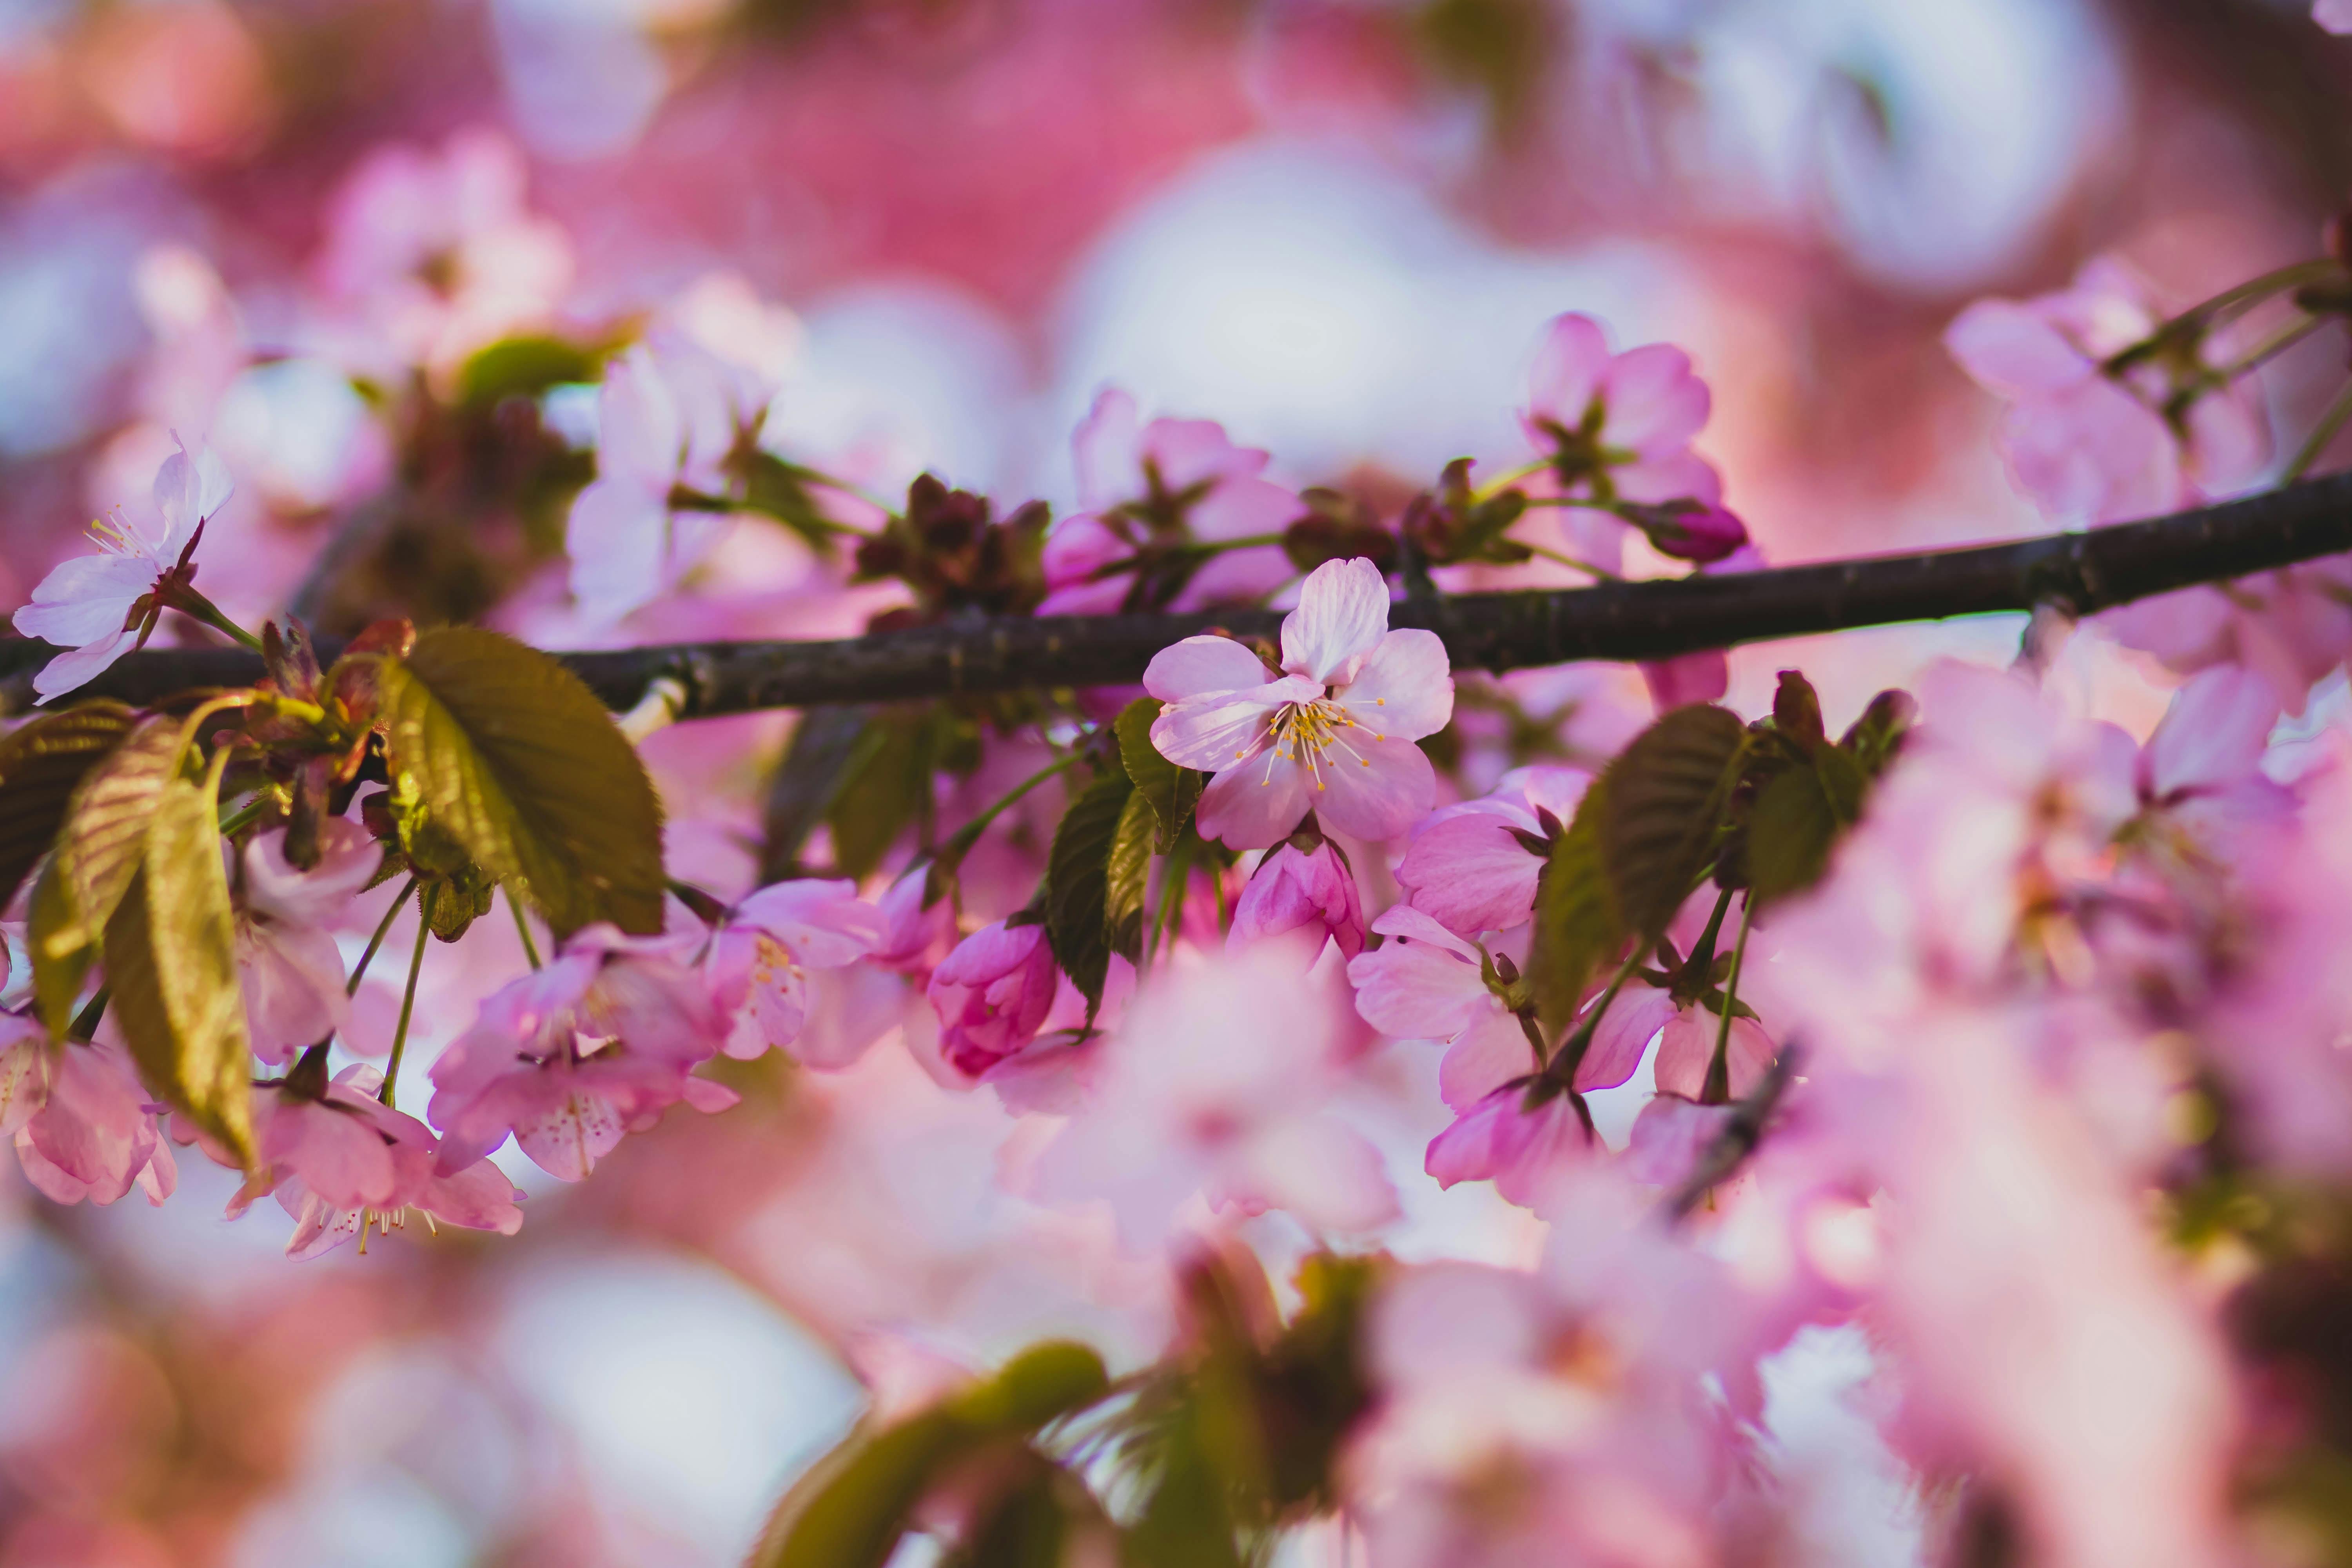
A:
2 1 2351 1563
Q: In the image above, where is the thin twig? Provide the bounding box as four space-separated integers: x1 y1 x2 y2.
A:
1666 1041 1802 1221
11 473 2352 720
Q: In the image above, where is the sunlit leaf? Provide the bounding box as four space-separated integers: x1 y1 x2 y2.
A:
1599 704 1747 941
378 626 666 937
28 862 89 1037
1115 696 1201 852
1046 765 1136 1008
1105 789 1155 964
45 714 184 956
456 334 601 408
0 700 136 912
103 771 252 1161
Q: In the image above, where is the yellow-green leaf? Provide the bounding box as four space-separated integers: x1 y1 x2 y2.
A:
1746 765 1839 909
102 773 252 1161
378 626 666 937
1045 767 1136 1008
1599 704 1747 941
0 699 136 911
47 714 184 956
1115 696 1201 853
28 862 89 1037
1530 774 1623 1034
1105 788 1155 964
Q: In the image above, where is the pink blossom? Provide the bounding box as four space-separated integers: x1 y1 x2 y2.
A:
704 878 887 1066
1651 1004 1776 1100
567 332 773 625
0 1021 176 1208
871 865 957 976
1394 765 1589 936
1423 1082 1594 1209
1623 1094 1735 1188
1038 388 1299 614
1147 556 1452 849
1945 258 2265 525
925 919 1062 1081
1032 946 1397 1249
234 819 383 1065
2321 0 2352 33
1227 837 1364 962
2100 564 2352 716
425 926 731 1181
12 436 232 701
234 1064 522 1259
1346 905 1538 1110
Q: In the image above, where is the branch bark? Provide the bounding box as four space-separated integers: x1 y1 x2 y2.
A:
8 473 2352 720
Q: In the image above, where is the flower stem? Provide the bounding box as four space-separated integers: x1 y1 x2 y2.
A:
216 796 269 838
171 587 265 653
1700 895 1755 1106
508 885 543 970
381 884 436 1109
1516 538 1624 581
2287 379 2352 483
938 750 1088 864
348 877 418 997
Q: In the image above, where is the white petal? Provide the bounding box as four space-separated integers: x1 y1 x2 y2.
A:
1280 557 1390 684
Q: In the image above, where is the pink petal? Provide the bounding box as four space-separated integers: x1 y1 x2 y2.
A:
1654 1009 1774 1098
1335 628 1452 742
1142 635 1278 703
2141 666 2279 801
1624 1094 1735 1187
1945 298 2093 397
1194 750 1315 850
1601 342 1708 459
27 628 140 702
1042 513 1129 592
1347 907 1483 1038
1238 1116 1399 1234
1439 1009 1540 1111
1525 312 1611 430
566 476 674 625
153 437 235 548
514 1086 628 1181
1572 985 1678 1092
1071 387 1143 509
15 552 160 643
1303 731 1436 844
1279 557 1390 684
1396 813 1542 936
1642 651 1728 711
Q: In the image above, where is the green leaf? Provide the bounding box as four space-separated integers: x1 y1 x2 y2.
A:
1599 704 1747 941
102 772 253 1161
28 862 89 1037
759 705 876 880
823 707 938 883
1114 697 1202 853
753 1342 1107 1568
742 451 846 555
456 334 601 408
1770 670 1826 751
378 626 666 937
1840 688 1918 776
1746 765 1840 909
46 715 185 957
1046 766 1137 1007
0 700 136 912
1105 789 1155 964
1530 776 1623 1034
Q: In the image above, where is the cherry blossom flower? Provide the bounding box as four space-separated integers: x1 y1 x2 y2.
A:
0 1021 176 1208
1394 765 1590 936
233 1063 521 1259
2321 0 2352 33
1651 1003 1776 1101
1946 257 2265 526
426 926 731 1181
871 865 958 976
703 878 887 1066
234 819 382 1065
1227 836 1364 962
1037 388 1300 615
1032 946 1397 1250
1347 905 1539 1110
925 919 1062 1081
1423 1081 1595 1209
567 332 774 626
1147 555 1452 849
12 436 232 701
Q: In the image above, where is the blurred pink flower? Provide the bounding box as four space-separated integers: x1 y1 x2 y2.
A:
1038 388 1299 614
871 864 957 977
12 437 231 701
2100 563 2352 715
1227 837 1365 962
1034 948 1397 1250
1651 1004 1775 1100
314 127 573 378
2320 0 2352 33
1945 258 2266 525
704 878 887 1066
1 1022 176 1208
1423 1081 1593 1208
426 925 730 1180
567 332 773 625
1347 904 1537 1110
1394 765 1588 937
926 918 1062 1081
233 1064 522 1259
1148 555 1452 848
234 819 381 1065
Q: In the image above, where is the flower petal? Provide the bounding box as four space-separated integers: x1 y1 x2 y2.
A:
1280 557 1390 684
1142 635 1276 703
1194 751 1314 850
1334 628 1452 742
1303 731 1436 843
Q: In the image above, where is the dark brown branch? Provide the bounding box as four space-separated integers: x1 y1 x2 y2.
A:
8 473 2352 719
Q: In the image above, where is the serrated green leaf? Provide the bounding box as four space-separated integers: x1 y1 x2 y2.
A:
1746 764 1839 909
1046 767 1137 1007
752 1342 1108 1568
1114 697 1201 852
47 715 185 956
1531 775 1623 1034
456 334 601 408
378 626 666 937
102 772 252 1161
28 861 89 1037
0 700 136 912
1106 789 1155 963
1599 704 1747 941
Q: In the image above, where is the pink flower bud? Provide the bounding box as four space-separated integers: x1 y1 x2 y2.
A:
1228 839 1365 962
926 919 1061 1080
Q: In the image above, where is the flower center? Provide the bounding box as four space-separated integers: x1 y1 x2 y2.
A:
1263 698 1385 792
